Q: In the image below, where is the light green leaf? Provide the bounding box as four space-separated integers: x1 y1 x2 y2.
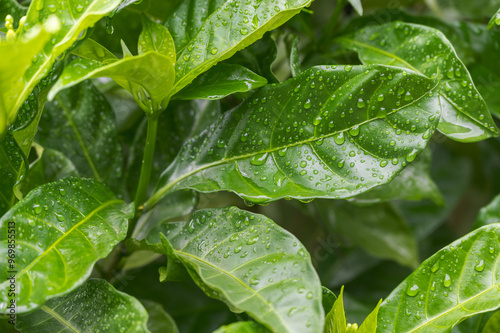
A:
141 300 179 333
0 177 134 313
213 321 270 333
49 15 176 113
348 0 363 16
0 0 122 138
472 194 500 230
146 207 324 333
483 310 500 333
15 279 150 332
377 223 500 333
173 63 268 101
315 200 419 268
325 287 346 333
338 21 499 142
358 300 381 333
165 0 313 96
488 8 500 30
37 81 124 194
147 65 440 208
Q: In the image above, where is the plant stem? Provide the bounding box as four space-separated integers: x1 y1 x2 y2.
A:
134 114 159 211
319 0 347 47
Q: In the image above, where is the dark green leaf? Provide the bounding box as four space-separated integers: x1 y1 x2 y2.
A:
338 21 499 142
472 194 500 230
15 279 150 332
322 287 338 314
377 224 500 333
315 200 419 268
483 310 500 333
0 0 27 28
289 35 302 78
147 65 440 208
164 0 313 95
0 177 134 313
213 321 270 333
142 300 179 333
0 134 26 216
147 207 324 333
38 82 124 194
173 64 267 101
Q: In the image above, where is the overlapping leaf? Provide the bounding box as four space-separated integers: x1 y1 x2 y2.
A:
0 0 122 137
338 21 499 142
164 0 313 96
147 65 440 208
472 193 500 229
488 8 500 30
377 224 500 332
0 178 133 313
143 207 324 333
213 321 269 333
0 134 26 216
15 279 150 332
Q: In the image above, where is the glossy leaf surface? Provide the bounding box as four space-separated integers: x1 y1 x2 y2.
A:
164 0 313 95
173 64 267 100
472 194 500 229
213 321 269 333
38 82 123 193
0 178 134 313
15 279 150 332
0 134 25 216
1 0 121 137
377 224 500 333
338 21 499 142
358 301 381 333
488 8 500 30
148 65 439 208
325 288 347 333
147 207 324 333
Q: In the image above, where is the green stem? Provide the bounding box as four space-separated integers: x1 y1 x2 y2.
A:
134 114 159 210
319 0 347 48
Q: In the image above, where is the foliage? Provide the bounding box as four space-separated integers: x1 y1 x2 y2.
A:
1 0 500 332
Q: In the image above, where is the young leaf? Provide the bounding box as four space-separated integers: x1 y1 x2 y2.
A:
37 81 124 194
488 8 500 30
325 287 347 333
472 194 500 230
338 21 500 142
315 200 419 268
49 16 176 113
15 279 150 332
213 321 270 333
0 0 27 27
348 0 363 16
165 0 313 96
146 207 324 333
0 177 134 313
1 0 122 137
358 300 381 333
147 65 440 208
172 63 268 101
377 224 500 332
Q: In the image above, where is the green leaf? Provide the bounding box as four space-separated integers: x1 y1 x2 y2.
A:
141 300 179 333
325 287 347 333
483 310 500 333
472 194 500 230
353 148 443 205
322 287 338 314
147 65 440 208
288 35 302 78
315 200 419 268
173 63 268 101
0 0 27 28
376 224 500 333
358 300 381 333
0 177 134 313
165 0 313 96
37 81 124 194
0 0 122 138
348 0 363 16
214 321 270 333
15 279 150 332
488 8 500 30
49 16 176 113
0 134 26 216
338 21 499 142
147 207 324 333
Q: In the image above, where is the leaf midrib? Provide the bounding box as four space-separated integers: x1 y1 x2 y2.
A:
146 78 440 208
40 304 80 333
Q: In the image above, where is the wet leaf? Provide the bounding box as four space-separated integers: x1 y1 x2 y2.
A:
147 65 440 208
489 7 500 30
377 224 500 333
213 321 270 333
325 287 347 333
338 21 499 142
145 207 324 333
165 0 313 96
0 134 26 216
0 177 134 313
173 63 267 101
37 81 124 194
15 279 150 332
472 193 500 230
